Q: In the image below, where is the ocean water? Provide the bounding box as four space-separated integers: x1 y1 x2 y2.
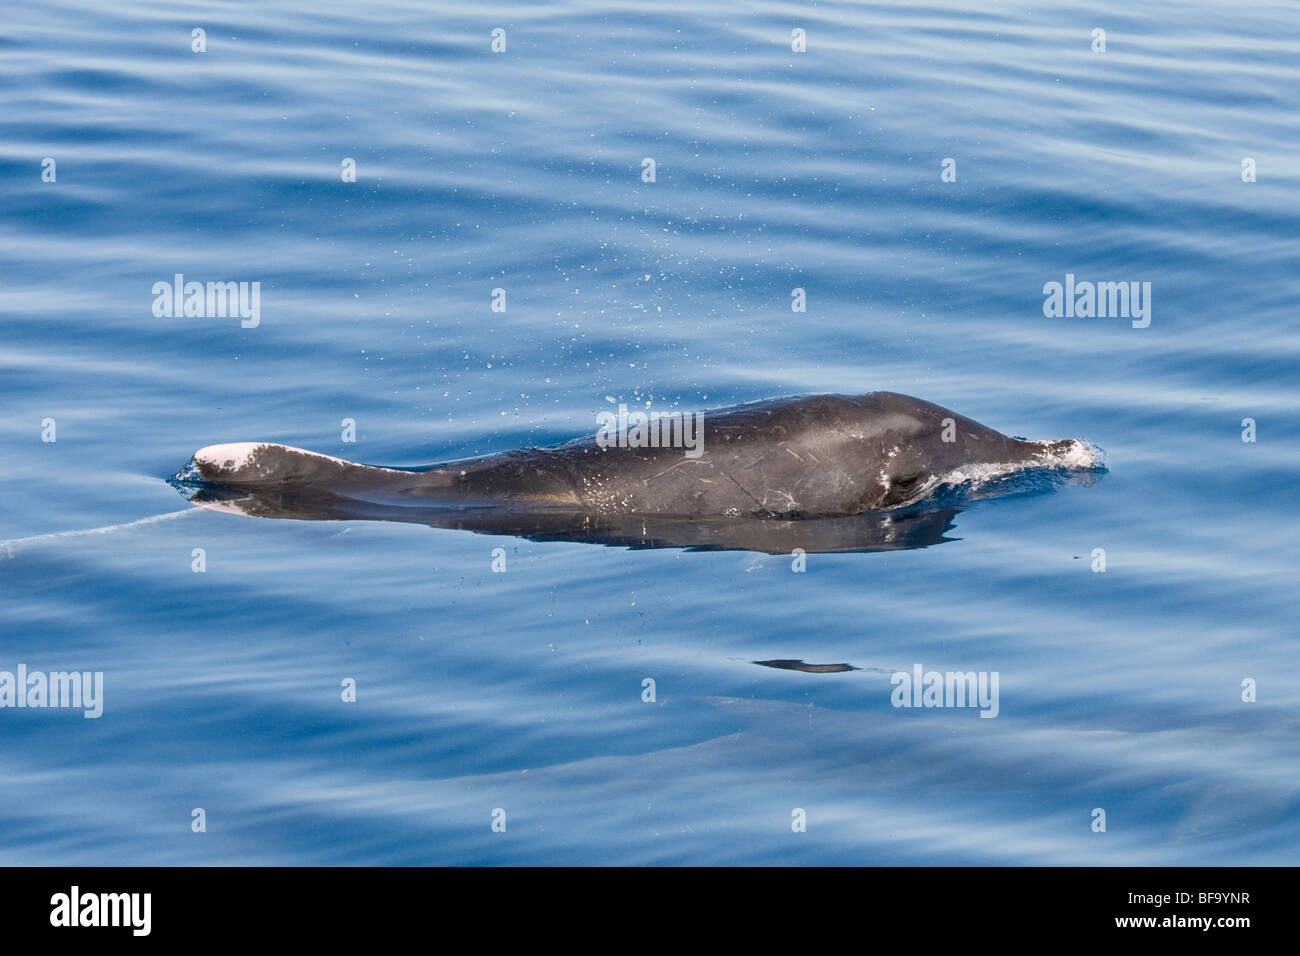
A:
2 0 1297 865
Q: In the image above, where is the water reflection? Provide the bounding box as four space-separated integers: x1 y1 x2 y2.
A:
173 482 963 554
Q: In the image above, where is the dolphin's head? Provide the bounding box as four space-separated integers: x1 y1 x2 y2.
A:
838 394 1103 509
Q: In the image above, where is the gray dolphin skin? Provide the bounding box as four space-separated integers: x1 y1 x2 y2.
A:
173 392 1099 552
177 392 1089 513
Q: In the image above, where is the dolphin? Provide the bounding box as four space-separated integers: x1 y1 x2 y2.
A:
171 392 1101 552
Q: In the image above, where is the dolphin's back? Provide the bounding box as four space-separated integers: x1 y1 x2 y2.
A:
177 392 1091 517
539 392 1057 514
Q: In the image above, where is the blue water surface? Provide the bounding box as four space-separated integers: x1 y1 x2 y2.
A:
1 0 1298 865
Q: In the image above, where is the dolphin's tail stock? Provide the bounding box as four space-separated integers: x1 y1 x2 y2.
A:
173 442 444 499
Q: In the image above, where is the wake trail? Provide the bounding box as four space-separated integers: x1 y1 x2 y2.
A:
0 508 199 560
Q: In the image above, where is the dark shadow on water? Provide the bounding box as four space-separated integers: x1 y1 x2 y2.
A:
169 466 1102 555
753 660 860 673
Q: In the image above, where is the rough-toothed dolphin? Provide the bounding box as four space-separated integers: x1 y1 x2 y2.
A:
172 392 1101 552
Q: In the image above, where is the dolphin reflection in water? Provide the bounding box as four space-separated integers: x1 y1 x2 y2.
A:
171 392 1103 554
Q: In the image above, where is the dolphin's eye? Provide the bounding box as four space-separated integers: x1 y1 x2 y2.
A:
877 471 927 509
